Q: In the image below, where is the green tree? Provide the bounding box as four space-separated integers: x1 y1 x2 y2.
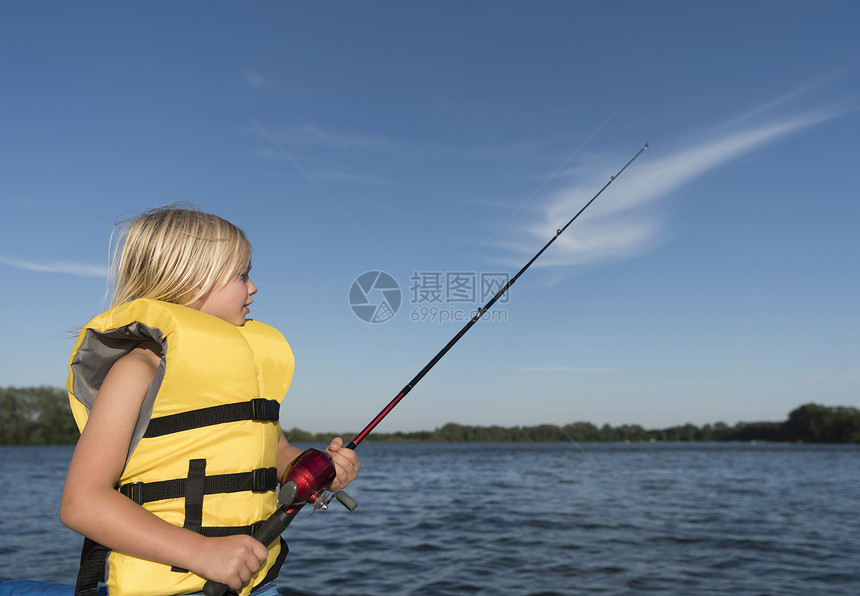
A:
783 403 860 443
437 422 467 442
616 424 649 441
562 421 600 441
0 386 79 445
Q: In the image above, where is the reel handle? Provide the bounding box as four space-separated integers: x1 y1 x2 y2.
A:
336 490 358 512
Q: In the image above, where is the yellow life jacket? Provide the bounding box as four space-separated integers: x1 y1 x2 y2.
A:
67 299 295 596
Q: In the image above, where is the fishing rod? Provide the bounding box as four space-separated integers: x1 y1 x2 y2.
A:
203 142 648 596
347 143 648 449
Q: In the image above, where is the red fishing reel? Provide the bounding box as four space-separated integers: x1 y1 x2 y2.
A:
280 447 357 513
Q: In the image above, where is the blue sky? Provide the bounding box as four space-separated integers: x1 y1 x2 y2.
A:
1 1 858 434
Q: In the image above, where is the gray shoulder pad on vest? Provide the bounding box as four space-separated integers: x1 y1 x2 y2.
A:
71 322 167 464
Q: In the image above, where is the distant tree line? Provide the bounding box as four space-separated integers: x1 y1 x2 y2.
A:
2 386 859 445
0 386 80 445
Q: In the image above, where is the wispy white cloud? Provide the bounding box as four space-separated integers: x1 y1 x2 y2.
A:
504 104 847 270
727 71 851 127
0 255 107 277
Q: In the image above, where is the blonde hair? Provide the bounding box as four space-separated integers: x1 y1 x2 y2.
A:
107 205 252 308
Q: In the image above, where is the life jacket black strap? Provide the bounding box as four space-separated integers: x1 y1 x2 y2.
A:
119 466 278 505
75 537 109 596
183 459 207 533
143 398 280 438
171 458 207 573
200 521 264 538
74 524 279 593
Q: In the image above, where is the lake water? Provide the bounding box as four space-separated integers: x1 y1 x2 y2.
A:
1 442 858 595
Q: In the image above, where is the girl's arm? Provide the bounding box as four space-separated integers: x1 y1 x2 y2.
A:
60 344 268 591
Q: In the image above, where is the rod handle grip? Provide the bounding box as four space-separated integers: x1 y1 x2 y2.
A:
202 506 298 596
203 580 231 596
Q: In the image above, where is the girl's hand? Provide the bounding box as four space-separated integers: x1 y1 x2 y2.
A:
325 437 360 491
189 535 269 592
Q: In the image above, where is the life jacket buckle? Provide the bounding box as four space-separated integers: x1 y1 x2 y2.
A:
251 467 275 492
120 482 145 505
251 398 279 421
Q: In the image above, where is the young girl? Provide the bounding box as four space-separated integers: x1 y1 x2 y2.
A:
60 206 359 596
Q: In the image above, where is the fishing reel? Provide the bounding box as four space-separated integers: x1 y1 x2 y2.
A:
279 447 358 513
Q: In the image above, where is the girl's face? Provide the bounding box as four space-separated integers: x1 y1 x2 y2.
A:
195 270 257 326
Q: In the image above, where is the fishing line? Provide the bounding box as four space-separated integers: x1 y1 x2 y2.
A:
347 142 648 449
244 112 388 256
286 340 389 442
